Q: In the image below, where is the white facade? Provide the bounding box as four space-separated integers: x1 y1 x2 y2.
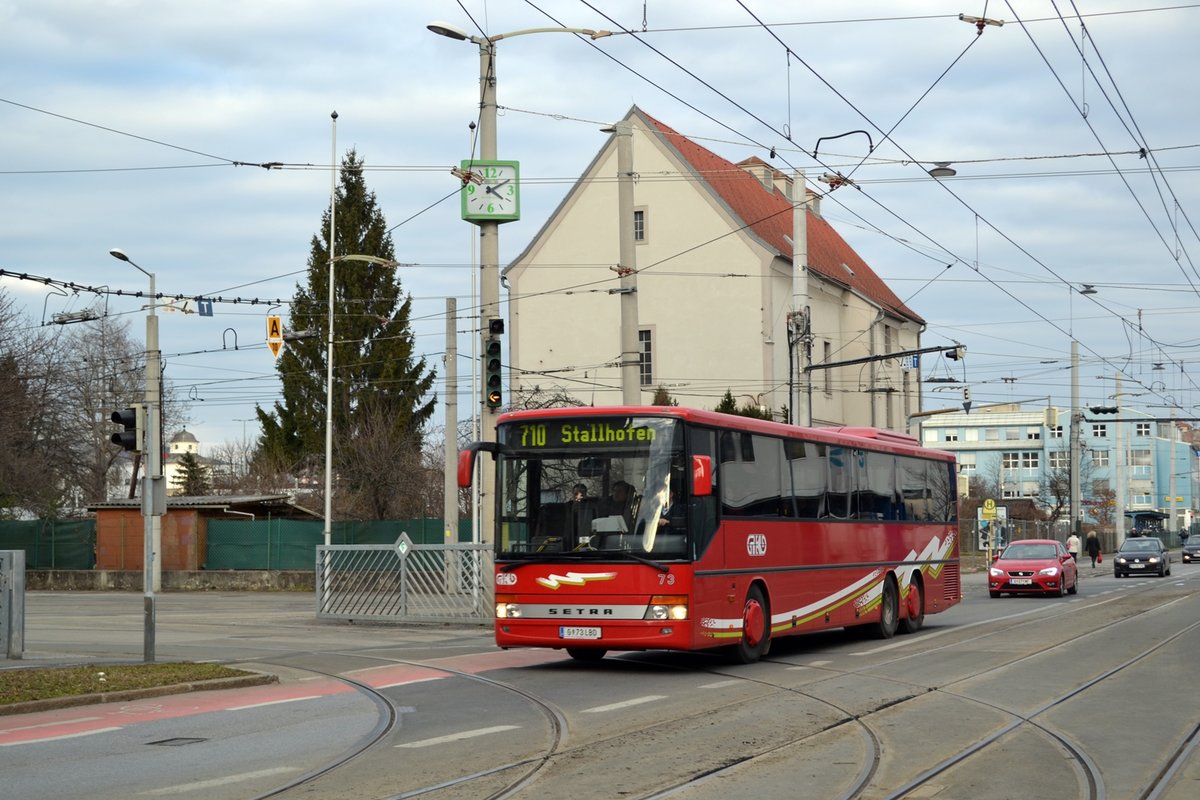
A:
505 107 924 430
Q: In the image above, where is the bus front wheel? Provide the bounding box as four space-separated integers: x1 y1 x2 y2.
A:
733 585 770 663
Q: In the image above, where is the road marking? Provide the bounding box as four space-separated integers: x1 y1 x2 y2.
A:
0 716 102 735
226 695 323 711
1 726 122 746
396 725 519 748
139 767 298 795
699 680 740 689
582 695 666 713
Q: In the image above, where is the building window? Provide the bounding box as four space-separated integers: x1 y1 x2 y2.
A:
1049 451 1069 469
1002 452 1020 470
1026 427 1041 440
944 431 959 442
958 453 976 474
1091 449 1109 467
923 429 938 444
1005 428 1020 440
1021 452 1040 469
1092 424 1108 438
985 428 999 441
1092 479 1109 495
638 328 653 387
1136 422 1151 437
1132 493 1152 506
633 208 647 242
965 428 979 441
1050 425 1064 439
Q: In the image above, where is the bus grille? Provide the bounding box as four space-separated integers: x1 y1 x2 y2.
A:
942 562 961 600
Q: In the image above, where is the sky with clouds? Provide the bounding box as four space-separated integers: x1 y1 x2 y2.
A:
3 1 1197 450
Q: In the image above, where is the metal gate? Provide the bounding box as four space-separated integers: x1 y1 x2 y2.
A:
316 534 492 624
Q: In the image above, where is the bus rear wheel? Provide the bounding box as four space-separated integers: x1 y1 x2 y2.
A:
733 585 770 663
899 577 924 634
870 577 900 639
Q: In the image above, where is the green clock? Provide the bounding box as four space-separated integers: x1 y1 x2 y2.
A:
461 159 520 223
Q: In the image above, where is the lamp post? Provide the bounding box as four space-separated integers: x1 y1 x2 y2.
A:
427 20 612 544
108 247 162 663
323 254 399 547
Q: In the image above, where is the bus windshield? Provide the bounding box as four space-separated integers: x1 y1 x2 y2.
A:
495 416 688 560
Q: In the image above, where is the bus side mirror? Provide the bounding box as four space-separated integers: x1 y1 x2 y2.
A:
691 455 713 497
457 442 497 488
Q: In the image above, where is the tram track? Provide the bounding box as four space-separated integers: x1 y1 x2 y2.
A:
243 575 1199 800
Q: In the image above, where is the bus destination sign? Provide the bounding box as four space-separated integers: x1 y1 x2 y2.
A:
508 418 658 449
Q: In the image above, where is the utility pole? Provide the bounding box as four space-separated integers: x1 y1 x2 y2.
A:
790 169 811 426
443 297 459 590
1070 340 1082 540
609 119 640 405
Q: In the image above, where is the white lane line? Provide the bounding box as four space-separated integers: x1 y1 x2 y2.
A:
226 695 323 711
582 695 667 714
1 726 123 746
698 680 741 689
139 767 298 795
375 676 444 689
396 725 520 749
0 716 102 734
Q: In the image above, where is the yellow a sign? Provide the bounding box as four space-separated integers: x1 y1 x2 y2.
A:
266 315 283 359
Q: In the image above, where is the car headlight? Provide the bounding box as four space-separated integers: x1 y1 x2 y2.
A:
1039 566 1059 577
989 567 1005 577
1147 556 1160 564
1115 557 1127 564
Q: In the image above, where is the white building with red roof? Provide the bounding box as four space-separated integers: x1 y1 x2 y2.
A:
505 106 925 430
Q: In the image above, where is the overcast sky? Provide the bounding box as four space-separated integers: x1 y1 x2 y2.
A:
3 1 1198 450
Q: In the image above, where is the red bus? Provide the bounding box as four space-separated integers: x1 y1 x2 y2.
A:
460 406 960 663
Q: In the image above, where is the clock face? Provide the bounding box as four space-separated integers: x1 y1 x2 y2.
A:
461 160 520 223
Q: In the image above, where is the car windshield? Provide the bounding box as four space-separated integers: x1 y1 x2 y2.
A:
494 416 689 560
1002 543 1058 560
1120 539 1161 553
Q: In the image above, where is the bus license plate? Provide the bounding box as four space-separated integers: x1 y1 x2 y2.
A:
1011 578 1032 585
560 626 601 640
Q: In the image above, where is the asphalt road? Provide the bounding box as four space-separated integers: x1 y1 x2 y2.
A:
3 562 1198 799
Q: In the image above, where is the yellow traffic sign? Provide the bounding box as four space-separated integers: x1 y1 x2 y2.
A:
266 315 283 359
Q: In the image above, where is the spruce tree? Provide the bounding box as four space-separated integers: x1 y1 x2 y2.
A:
256 150 437 506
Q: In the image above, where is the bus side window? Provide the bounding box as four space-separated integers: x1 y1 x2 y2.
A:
689 427 719 556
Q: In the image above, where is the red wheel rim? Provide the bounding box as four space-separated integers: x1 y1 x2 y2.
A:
743 599 765 646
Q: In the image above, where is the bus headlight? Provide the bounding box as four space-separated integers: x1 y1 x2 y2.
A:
644 595 688 621
495 594 521 619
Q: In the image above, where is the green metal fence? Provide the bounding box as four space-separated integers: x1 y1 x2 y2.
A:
0 518 474 571
0 520 95 569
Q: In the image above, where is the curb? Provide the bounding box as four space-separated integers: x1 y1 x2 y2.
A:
0 672 278 717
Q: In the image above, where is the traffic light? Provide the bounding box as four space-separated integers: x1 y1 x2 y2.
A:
111 405 146 452
962 385 972 414
484 333 503 410
945 346 965 361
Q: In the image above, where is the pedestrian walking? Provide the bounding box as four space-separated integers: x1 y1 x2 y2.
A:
1085 529 1101 568
1066 532 1081 563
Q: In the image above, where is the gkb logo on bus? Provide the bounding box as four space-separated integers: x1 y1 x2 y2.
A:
746 534 767 557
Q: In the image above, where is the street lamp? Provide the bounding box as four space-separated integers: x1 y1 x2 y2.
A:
427 19 612 545
108 247 163 663
323 254 400 548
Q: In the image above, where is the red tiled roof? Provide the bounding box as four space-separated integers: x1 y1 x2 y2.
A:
638 110 923 324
